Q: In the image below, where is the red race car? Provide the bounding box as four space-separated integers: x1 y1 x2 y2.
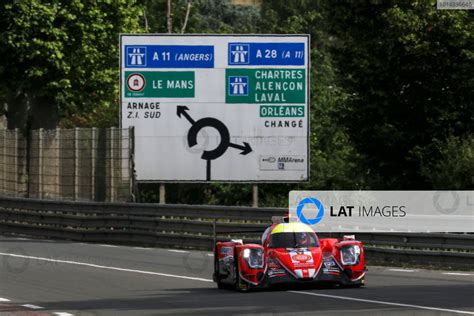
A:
213 219 366 291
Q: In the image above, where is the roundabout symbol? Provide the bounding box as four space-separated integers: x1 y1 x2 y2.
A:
177 106 252 180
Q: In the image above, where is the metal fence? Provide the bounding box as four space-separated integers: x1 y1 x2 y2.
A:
0 128 134 202
0 129 27 197
0 196 472 269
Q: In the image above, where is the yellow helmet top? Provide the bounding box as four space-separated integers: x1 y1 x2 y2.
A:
271 222 314 234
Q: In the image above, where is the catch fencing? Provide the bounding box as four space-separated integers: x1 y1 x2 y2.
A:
0 196 472 269
0 128 134 202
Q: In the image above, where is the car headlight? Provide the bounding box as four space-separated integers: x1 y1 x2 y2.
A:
243 248 264 269
340 245 361 266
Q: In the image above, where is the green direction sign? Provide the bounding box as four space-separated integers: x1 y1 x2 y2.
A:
226 68 305 104
260 105 305 117
125 71 195 98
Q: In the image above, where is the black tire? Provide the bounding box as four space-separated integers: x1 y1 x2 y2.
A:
344 277 365 288
214 250 226 289
355 276 365 287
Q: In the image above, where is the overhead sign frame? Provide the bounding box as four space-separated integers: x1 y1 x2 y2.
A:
120 34 310 183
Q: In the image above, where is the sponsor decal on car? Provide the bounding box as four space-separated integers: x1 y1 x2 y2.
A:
268 261 281 269
288 250 314 269
219 246 233 259
292 254 311 262
268 268 286 278
220 246 233 255
322 259 340 274
266 258 286 278
294 268 316 278
323 261 335 267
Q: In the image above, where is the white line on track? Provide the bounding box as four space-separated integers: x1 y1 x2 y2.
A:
1 251 472 314
98 244 119 248
53 312 75 316
207 253 214 257
0 252 213 283
388 268 416 272
22 304 44 309
133 247 151 250
443 272 473 276
289 291 474 315
168 249 188 253
0 298 10 302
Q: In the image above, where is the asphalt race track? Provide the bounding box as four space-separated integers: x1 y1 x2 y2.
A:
0 236 473 316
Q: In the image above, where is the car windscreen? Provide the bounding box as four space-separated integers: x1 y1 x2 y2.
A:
268 232 319 248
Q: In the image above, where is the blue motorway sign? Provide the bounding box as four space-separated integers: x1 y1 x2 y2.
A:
125 45 214 68
228 42 304 66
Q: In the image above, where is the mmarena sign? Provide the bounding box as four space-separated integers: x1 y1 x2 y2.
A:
120 34 310 182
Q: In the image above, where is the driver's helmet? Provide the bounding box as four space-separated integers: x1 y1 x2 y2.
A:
298 232 309 246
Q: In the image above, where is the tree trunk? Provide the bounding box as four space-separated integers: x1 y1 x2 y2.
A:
181 0 193 34
6 93 58 133
6 92 29 134
167 0 172 33
28 95 58 131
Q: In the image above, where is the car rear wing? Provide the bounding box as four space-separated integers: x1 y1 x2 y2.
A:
271 215 289 224
212 214 288 246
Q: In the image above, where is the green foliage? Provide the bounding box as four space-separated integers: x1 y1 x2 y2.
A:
1 0 471 204
141 0 195 33
142 0 260 34
261 0 368 192
324 1 473 189
138 1 472 205
420 135 474 189
193 0 260 33
0 0 142 127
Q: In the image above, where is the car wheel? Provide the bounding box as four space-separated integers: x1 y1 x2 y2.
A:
354 276 365 287
344 277 365 288
214 251 226 289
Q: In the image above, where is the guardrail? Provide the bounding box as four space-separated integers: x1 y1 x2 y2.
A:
0 196 472 269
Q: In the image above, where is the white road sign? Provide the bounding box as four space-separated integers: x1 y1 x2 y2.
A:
120 34 310 182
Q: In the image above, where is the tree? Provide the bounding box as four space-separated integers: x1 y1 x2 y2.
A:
193 0 260 33
142 0 260 34
420 135 474 189
260 0 368 197
325 1 472 189
0 0 143 131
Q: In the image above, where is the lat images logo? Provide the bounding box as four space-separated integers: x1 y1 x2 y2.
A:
296 197 324 225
